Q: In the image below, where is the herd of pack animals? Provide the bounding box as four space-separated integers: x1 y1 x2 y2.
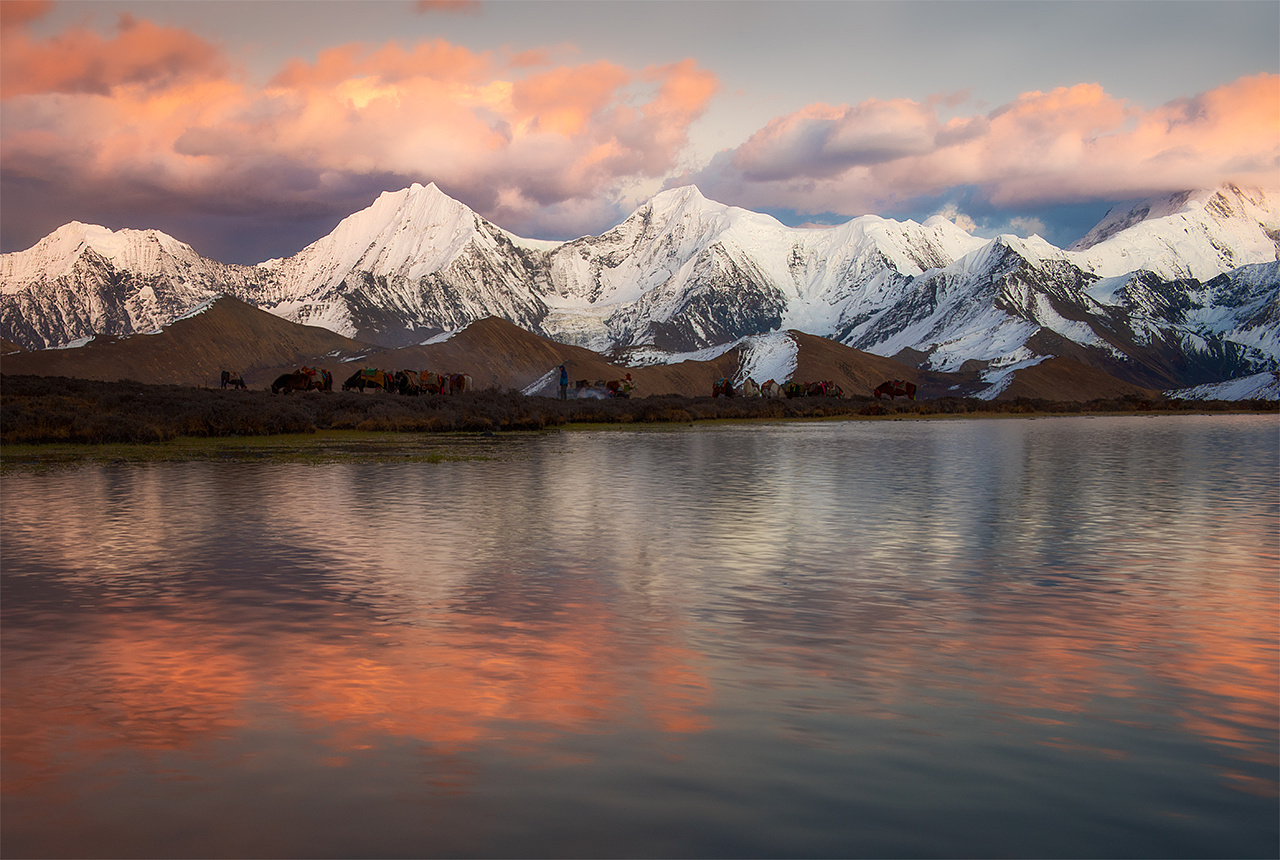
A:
716 377 917 400
222 367 918 401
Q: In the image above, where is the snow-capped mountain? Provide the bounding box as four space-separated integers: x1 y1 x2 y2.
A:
0 222 271 349
1071 186 1280 280
254 183 555 346
2 182 1277 396
540 185 988 353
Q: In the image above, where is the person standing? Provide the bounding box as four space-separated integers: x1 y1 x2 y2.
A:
558 363 568 400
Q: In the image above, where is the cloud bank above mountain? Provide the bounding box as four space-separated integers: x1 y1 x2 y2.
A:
685 74 1279 221
1 0 1276 263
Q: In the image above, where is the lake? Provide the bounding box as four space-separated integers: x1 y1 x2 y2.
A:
2 415 1277 858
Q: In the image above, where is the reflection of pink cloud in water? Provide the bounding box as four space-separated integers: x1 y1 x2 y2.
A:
723 566 1278 798
1 601 712 797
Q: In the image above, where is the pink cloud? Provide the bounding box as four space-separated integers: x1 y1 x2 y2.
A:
0 10 226 98
511 61 632 135
693 75 1280 218
269 39 495 90
0 1 53 31
0 8 719 246
414 0 482 13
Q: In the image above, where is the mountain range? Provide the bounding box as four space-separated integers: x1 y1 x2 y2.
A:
2 182 1278 401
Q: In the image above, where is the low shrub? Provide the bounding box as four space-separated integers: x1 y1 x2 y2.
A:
1 374 1274 446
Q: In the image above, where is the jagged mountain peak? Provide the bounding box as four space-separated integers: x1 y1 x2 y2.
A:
639 184 786 234
263 181 506 294
4 181 1278 397
0 221 199 289
1072 184 1279 247
1071 184 1279 282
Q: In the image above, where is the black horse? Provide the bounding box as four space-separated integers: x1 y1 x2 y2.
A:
342 369 395 392
220 370 246 390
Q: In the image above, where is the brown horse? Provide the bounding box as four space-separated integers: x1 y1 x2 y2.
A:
271 372 310 394
759 379 783 398
342 369 394 392
712 377 734 397
873 380 917 400
271 368 331 394
443 373 473 395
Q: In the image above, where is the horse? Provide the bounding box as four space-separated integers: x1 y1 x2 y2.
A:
443 373 473 395
418 371 445 394
873 379 917 400
394 370 421 395
220 370 246 390
271 368 331 394
806 380 844 398
342 368 394 392
270 372 310 394
739 377 761 397
760 379 783 398
712 378 734 398
297 367 332 391
783 381 807 398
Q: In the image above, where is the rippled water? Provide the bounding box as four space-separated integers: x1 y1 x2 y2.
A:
3 415 1277 858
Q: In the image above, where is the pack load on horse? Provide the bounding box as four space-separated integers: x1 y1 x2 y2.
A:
418 371 445 394
443 373 473 395
712 378 734 398
806 380 844 397
342 368 395 392
606 374 633 398
738 378 761 397
873 379 917 400
783 381 807 399
220 371 246 390
759 379 783 398
394 370 421 395
298 366 332 391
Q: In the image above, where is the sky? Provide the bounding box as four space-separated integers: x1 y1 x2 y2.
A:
2 0 1277 265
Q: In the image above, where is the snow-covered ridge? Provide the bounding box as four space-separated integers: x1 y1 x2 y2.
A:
2 181 1277 398
0 221 201 290
263 183 480 292
1071 185 1280 280
1167 370 1279 401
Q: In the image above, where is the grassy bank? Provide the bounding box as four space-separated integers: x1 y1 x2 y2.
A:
2 374 1275 448
0 430 519 470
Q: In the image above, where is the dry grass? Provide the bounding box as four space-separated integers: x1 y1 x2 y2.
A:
2 375 1274 446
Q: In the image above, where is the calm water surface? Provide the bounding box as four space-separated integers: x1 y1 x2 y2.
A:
2 415 1277 858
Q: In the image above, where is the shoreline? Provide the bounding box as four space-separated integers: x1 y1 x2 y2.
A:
3 374 1275 459
4 410 1277 470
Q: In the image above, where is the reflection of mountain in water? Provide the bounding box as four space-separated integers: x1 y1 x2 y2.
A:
2 420 1277 858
